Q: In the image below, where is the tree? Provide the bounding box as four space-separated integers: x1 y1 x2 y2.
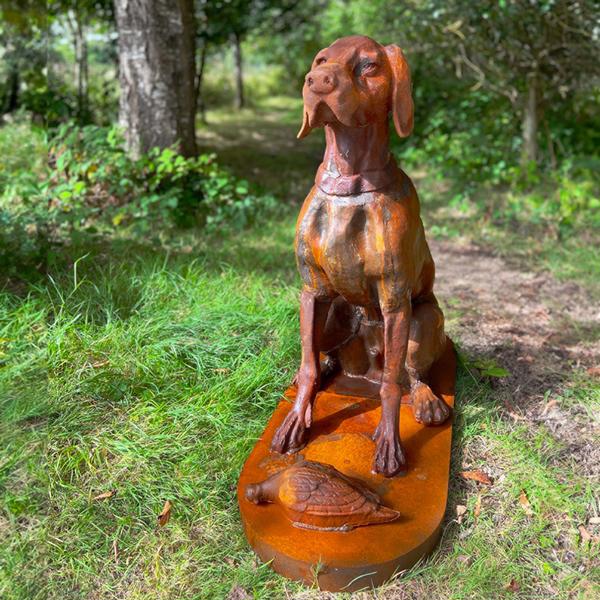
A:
248 0 328 94
196 0 307 112
436 0 600 166
195 0 238 120
114 0 197 157
0 1 48 119
196 0 252 112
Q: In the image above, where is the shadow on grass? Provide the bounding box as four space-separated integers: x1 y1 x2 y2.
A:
0 211 300 324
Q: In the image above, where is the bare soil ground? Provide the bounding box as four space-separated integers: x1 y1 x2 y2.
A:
433 238 600 478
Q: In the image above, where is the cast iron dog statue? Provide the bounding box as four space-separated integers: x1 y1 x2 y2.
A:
271 35 450 477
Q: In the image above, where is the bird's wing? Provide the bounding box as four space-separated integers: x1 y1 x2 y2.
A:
284 463 373 517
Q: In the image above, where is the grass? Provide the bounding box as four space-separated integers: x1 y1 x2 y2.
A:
0 104 599 599
0 227 302 599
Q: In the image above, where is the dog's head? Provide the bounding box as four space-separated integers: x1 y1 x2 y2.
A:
298 35 413 140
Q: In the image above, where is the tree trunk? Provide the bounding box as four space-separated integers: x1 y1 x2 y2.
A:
196 40 208 124
4 65 19 113
114 0 197 158
74 14 89 122
232 31 245 110
521 73 539 166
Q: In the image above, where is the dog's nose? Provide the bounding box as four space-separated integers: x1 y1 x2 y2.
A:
305 69 337 95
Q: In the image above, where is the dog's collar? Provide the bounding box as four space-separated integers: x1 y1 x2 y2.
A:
315 155 397 196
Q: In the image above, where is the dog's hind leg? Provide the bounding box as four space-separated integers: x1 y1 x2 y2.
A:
406 296 451 425
290 296 360 385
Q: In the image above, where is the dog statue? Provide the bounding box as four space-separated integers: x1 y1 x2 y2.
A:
271 36 451 477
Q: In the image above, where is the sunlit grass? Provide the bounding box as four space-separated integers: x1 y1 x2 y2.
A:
1 220 598 599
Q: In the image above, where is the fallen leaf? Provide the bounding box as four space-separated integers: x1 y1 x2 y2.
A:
214 368 231 375
91 359 110 369
227 584 250 600
519 490 534 515
474 493 482 519
157 500 172 527
93 490 116 501
456 504 467 524
517 354 534 364
579 524 592 543
541 399 559 415
578 525 598 544
461 470 492 485
457 554 472 566
586 366 600 378
503 399 528 421
506 579 520 592
589 517 600 525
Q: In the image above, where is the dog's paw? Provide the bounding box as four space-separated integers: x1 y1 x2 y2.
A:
373 429 406 477
412 383 451 425
271 409 308 455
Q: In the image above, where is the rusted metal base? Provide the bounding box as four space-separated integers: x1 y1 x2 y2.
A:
237 338 456 592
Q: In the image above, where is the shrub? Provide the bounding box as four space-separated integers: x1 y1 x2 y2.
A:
0 121 277 275
45 123 276 233
0 118 46 196
500 157 600 235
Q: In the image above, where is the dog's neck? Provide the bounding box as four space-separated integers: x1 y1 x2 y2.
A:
317 119 397 196
323 120 390 174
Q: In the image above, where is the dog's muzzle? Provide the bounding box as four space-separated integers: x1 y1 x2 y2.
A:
298 65 359 138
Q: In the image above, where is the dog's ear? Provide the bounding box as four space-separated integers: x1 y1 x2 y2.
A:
297 109 312 139
385 44 414 138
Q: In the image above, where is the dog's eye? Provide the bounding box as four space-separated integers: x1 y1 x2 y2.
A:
354 60 378 78
361 62 378 75
315 57 327 66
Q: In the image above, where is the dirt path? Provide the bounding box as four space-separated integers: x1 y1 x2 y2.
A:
432 237 600 476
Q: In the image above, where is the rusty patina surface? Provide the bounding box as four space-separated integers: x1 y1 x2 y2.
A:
272 35 450 477
245 459 400 532
238 341 456 591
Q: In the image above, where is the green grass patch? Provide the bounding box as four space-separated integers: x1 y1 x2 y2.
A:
1 222 598 599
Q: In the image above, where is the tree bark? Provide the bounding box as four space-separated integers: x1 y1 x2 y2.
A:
232 31 245 110
114 0 197 157
4 65 19 113
195 40 208 124
521 73 539 166
74 14 89 122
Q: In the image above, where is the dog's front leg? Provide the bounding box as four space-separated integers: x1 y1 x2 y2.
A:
373 296 411 476
271 289 331 454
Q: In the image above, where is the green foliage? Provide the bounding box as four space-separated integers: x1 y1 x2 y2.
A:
0 119 46 194
501 158 600 233
45 122 276 234
0 120 49 273
398 89 521 188
0 121 276 276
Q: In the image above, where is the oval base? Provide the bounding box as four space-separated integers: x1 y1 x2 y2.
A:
237 339 456 592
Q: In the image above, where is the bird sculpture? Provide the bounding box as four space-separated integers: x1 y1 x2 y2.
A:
245 460 400 531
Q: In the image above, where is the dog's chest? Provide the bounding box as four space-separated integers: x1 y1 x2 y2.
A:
296 191 406 303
